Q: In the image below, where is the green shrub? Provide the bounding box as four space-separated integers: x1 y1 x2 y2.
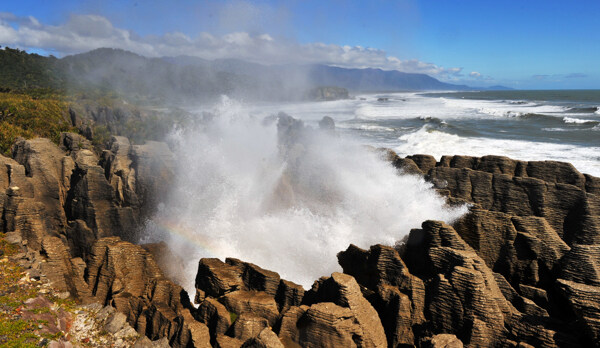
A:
0 93 75 155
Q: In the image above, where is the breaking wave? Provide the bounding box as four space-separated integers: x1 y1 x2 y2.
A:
563 117 599 124
144 97 466 293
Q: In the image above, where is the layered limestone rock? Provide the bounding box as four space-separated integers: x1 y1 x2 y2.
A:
422 334 464 348
193 255 387 347
240 327 284 348
385 151 600 347
298 272 388 348
336 219 581 347
86 237 211 347
452 209 571 288
39 236 92 302
98 136 175 220
195 257 304 313
0 134 174 267
196 298 232 337
220 290 280 327
65 147 137 245
5 130 600 347
11 138 71 233
0 134 193 346
555 279 600 344
393 153 600 246
100 136 139 209
3 133 175 259
559 244 600 286
338 244 425 347
194 257 304 346
404 221 514 345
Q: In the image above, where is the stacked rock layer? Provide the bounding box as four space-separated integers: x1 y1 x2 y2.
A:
2 132 599 347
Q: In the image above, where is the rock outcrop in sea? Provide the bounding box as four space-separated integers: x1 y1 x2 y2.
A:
1 119 599 347
305 86 350 101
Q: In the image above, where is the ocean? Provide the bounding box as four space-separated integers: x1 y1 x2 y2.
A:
242 89 600 176
147 90 600 291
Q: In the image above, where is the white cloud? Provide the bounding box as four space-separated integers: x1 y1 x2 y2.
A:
0 12 464 78
469 71 482 78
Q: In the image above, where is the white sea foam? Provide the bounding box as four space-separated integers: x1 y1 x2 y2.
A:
563 117 598 124
237 92 600 176
353 93 475 120
441 97 567 119
145 96 466 293
477 108 523 117
396 126 600 176
542 127 568 132
596 107 600 115
336 123 396 132
311 92 567 121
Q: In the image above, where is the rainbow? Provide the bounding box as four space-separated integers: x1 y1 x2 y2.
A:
148 217 223 258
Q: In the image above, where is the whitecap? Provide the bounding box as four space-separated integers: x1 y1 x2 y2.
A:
563 117 598 124
337 123 396 132
477 108 523 117
396 126 600 177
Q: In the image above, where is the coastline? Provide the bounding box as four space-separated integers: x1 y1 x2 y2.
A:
0 131 598 346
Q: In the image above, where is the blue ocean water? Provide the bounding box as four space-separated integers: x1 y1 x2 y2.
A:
243 90 600 176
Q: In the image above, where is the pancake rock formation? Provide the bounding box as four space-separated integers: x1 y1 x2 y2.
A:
1 122 600 347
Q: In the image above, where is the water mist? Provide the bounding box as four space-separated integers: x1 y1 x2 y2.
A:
143 96 467 294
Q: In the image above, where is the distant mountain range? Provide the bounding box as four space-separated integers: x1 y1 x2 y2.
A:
163 55 514 94
166 56 513 93
0 47 511 102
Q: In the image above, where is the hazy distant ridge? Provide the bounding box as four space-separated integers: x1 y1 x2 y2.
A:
166 56 475 92
0 47 509 102
305 64 471 92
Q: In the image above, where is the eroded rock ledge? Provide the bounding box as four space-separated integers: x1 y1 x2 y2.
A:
385 151 600 347
2 131 600 347
0 134 208 347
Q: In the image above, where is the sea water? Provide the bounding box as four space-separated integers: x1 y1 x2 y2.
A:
145 90 600 293
245 90 600 176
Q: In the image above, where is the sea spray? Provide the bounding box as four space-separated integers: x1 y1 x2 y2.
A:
143 96 467 294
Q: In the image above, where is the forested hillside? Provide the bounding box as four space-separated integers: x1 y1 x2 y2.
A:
0 47 64 93
0 48 193 154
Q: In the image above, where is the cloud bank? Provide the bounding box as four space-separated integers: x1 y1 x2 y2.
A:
0 12 464 78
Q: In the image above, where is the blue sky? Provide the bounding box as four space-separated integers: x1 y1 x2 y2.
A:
1 0 599 89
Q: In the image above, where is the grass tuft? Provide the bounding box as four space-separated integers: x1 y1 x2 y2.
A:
229 312 238 324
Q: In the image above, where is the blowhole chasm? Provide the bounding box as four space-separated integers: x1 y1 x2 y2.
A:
142 97 467 294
